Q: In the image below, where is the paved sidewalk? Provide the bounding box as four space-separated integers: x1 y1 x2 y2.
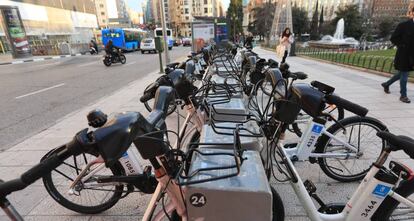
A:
0 53 86 65
1 47 414 221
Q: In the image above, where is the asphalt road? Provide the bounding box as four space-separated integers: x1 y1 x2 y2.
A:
0 47 190 151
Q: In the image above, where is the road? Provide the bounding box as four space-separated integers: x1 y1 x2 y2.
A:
0 47 190 151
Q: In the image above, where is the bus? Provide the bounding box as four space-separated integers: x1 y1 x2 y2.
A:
154 28 173 50
102 28 147 51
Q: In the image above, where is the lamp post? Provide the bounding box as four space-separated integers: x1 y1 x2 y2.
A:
232 12 236 42
159 0 170 64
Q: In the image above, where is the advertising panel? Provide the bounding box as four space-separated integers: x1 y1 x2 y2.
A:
0 6 31 58
216 23 228 43
192 23 215 52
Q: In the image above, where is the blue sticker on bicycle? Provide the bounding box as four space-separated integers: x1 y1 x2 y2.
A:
372 184 391 198
312 125 323 133
122 152 128 157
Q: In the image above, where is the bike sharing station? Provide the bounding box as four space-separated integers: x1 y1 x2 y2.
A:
2 41 414 221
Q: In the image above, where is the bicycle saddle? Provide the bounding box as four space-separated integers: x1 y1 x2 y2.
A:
377 131 414 159
167 62 180 68
291 72 308 80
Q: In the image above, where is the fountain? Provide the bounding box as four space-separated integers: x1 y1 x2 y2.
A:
308 18 359 49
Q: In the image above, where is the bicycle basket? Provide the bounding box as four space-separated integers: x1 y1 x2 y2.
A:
177 127 245 186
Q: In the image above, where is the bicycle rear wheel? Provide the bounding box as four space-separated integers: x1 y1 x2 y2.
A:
42 146 124 214
315 116 387 182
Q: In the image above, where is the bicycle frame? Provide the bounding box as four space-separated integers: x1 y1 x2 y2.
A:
285 119 360 161
277 129 414 221
67 147 143 194
142 101 207 221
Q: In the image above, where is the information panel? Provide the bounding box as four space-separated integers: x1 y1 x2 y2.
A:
0 6 31 58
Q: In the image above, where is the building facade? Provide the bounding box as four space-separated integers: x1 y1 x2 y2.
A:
292 0 369 21
106 0 131 27
170 0 224 37
371 0 413 19
94 0 109 28
0 0 98 55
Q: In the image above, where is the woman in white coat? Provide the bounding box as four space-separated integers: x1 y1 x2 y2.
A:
279 28 294 64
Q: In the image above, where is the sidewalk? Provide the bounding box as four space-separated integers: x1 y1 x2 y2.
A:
0 53 86 65
1 47 414 220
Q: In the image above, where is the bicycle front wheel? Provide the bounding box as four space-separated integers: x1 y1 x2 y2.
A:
315 116 387 182
42 146 125 214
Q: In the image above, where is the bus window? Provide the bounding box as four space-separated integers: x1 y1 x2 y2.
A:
155 29 171 37
124 31 137 42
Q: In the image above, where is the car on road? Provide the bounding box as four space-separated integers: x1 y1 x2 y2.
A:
182 38 192 46
140 38 157 54
174 38 182 46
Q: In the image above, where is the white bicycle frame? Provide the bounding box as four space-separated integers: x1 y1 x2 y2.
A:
142 101 206 221
277 138 414 221
67 147 144 193
285 118 360 161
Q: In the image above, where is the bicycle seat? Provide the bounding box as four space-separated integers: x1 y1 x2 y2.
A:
311 81 335 94
377 132 414 159
167 62 180 68
267 59 279 68
291 72 308 80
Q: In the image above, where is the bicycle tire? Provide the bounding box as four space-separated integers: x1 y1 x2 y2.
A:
42 146 125 214
371 178 414 220
271 186 285 221
315 116 387 182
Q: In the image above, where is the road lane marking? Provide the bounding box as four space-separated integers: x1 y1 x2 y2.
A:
15 83 65 99
124 61 137 66
77 61 97 67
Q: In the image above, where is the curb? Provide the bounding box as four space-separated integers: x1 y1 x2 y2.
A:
0 53 86 66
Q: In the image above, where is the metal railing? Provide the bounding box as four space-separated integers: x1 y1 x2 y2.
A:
295 47 395 74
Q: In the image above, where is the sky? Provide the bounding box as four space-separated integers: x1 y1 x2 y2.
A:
125 0 230 14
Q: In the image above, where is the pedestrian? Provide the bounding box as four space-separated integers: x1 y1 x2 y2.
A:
244 33 253 49
91 39 98 53
279 27 294 64
381 4 414 103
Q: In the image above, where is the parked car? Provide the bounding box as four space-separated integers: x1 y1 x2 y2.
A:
174 38 182 46
182 38 192 46
140 38 157 54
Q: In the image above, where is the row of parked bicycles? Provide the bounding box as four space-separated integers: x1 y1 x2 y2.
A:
1 43 414 221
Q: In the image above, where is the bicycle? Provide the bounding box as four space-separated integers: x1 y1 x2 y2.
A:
39 87 176 214
263 83 414 220
256 67 387 182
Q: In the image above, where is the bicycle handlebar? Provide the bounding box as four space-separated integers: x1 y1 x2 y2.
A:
325 94 368 117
